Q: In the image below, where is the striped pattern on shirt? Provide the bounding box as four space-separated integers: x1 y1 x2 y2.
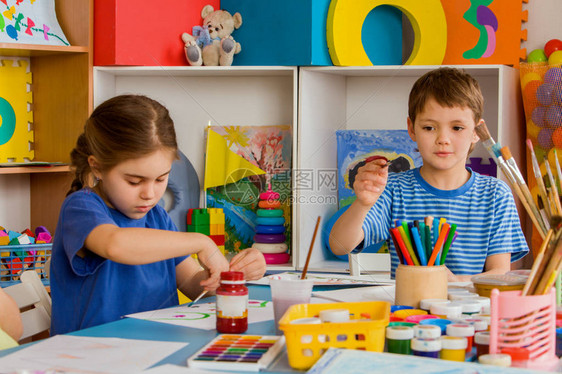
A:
362 167 529 278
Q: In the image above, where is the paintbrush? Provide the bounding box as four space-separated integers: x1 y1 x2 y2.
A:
187 290 208 307
538 196 552 231
527 219 562 295
474 120 503 164
554 149 562 195
535 227 562 295
301 216 321 279
522 229 553 296
545 159 562 215
527 139 552 219
500 146 547 237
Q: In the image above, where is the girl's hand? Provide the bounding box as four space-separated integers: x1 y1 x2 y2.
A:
197 242 230 291
352 158 389 207
229 248 266 280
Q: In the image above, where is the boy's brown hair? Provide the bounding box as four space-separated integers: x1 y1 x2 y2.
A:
408 67 484 155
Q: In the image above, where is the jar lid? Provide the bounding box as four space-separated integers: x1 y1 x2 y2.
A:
472 313 491 324
319 309 350 323
464 318 488 331
413 324 441 339
220 271 245 281
411 338 442 352
449 292 479 301
441 336 467 350
419 298 450 311
501 347 530 361
393 308 427 320
479 353 511 367
386 325 414 340
457 300 482 314
447 287 470 294
471 274 526 286
474 331 490 345
430 302 463 317
446 323 475 337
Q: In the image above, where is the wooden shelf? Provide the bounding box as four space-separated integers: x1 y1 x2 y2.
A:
0 165 70 174
0 43 88 57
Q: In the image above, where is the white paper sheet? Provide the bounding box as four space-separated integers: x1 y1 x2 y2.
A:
0 335 187 374
142 363 218 373
126 300 274 330
249 271 394 286
313 285 396 303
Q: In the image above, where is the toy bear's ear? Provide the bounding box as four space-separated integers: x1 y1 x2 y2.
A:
233 12 242 29
201 4 214 18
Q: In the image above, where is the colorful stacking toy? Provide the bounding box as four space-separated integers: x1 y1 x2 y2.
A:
252 185 289 264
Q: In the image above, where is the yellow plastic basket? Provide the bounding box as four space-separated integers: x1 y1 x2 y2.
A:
278 301 390 370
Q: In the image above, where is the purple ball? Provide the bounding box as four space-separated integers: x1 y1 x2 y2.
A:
546 104 562 127
536 83 555 106
544 67 562 85
538 127 555 149
532 105 547 126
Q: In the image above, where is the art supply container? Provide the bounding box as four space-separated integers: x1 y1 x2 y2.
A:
216 271 248 333
404 314 438 324
474 331 490 358
391 305 413 313
456 299 482 315
448 292 479 301
500 347 530 369
419 318 452 335
411 338 441 358
430 301 463 319
446 324 475 353
478 353 511 367
413 324 441 339
395 264 447 308
388 321 417 328
489 289 558 371
393 308 427 320
385 325 413 355
270 278 314 334
319 308 350 323
471 273 526 297
279 301 390 370
471 296 491 314
419 298 449 312
440 336 467 361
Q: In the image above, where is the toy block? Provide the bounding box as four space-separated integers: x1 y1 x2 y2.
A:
37 232 52 243
17 234 31 245
0 236 9 246
7 231 19 241
221 0 402 66
188 208 210 226
210 223 224 235
22 228 34 238
187 224 210 236
0 250 9 257
5 257 22 275
210 235 225 246
94 0 219 66
0 230 6 237
218 245 225 255
208 208 225 224
34 226 50 236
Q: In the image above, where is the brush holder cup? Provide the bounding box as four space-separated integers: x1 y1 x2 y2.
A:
395 264 448 308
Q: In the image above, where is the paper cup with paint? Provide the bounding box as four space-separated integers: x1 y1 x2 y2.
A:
270 277 314 334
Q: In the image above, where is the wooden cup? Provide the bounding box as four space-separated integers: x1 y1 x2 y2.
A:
395 264 448 308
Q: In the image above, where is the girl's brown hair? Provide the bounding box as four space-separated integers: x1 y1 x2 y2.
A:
68 94 178 195
408 67 484 124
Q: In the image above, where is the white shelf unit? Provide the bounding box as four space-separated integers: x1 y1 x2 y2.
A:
296 65 524 273
93 66 298 271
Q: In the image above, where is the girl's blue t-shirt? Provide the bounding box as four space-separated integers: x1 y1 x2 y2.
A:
50 188 187 335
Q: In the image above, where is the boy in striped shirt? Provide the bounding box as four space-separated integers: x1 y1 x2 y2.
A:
329 67 528 281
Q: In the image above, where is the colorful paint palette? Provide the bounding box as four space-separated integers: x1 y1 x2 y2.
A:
187 334 285 372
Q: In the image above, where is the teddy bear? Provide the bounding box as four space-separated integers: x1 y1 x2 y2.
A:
181 5 242 66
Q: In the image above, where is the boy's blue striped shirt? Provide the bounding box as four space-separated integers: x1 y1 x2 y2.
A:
362 167 529 278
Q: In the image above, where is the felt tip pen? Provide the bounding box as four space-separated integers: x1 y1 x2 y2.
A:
411 227 428 266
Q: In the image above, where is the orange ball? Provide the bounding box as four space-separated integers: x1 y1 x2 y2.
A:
521 72 543 89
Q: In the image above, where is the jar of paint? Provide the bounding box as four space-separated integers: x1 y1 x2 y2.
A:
413 324 441 339
501 347 530 368
440 336 467 361
419 298 449 312
478 353 511 367
216 271 248 333
430 302 463 319
474 331 490 358
446 324 475 353
386 325 414 355
419 318 452 335
411 338 441 358
456 299 482 315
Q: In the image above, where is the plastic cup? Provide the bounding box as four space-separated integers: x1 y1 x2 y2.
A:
270 278 314 334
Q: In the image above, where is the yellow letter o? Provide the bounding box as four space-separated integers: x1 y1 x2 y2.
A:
327 0 447 66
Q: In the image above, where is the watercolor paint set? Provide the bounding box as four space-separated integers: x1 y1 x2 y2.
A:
187 334 285 372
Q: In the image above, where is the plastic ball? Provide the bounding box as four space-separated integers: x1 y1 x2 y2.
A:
534 143 547 164
545 67 562 85
554 129 562 149
521 72 543 89
527 48 548 63
545 39 562 58
538 127 555 149
523 80 542 110
527 118 541 140
554 84 562 104
532 105 547 127
546 104 562 127
549 50 562 66
536 83 555 106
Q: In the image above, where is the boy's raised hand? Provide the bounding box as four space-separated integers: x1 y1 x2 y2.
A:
352 158 389 207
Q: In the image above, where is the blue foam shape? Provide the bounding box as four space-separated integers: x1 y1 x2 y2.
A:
221 0 401 66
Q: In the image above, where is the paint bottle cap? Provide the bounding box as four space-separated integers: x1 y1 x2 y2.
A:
430 302 463 318
386 325 414 340
393 308 427 320
413 324 441 339
446 323 475 337
501 347 530 361
472 313 491 324
471 296 491 313
474 331 490 345
479 353 511 367
456 299 482 314
449 292 479 301
419 298 449 311
411 337 441 352
441 336 467 350
447 287 471 294
319 309 350 323
419 318 452 335
464 318 488 332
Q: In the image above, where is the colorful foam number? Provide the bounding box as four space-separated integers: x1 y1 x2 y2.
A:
0 58 33 162
327 0 447 66
440 0 527 66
